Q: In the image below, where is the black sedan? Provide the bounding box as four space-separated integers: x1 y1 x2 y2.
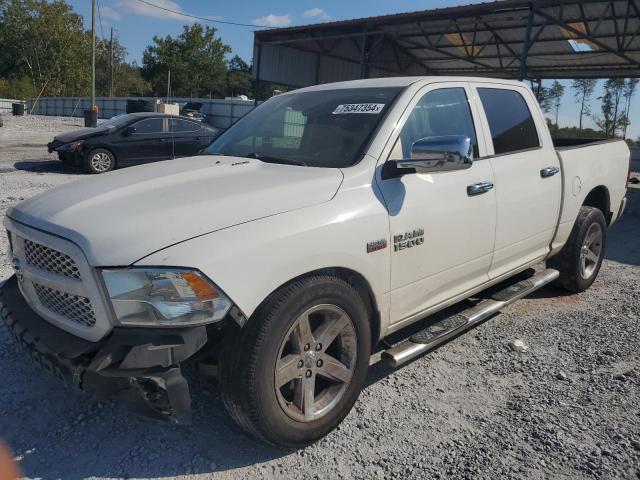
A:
47 112 221 174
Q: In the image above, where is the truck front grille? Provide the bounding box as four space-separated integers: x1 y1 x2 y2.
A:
32 282 96 327
7 219 112 341
24 239 81 279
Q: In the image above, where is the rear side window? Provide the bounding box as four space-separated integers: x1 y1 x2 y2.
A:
478 88 539 155
169 119 201 133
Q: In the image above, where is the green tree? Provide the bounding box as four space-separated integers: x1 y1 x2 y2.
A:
571 79 597 130
545 118 607 139
609 79 626 136
593 79 626 137
0 0 91 97
0 75 33 99
622 78 638 139
142 23 231 98
115 62 150 97
225 55 252 98
95 35 149 97
537 87 553 114
549 80 565 126
532 80 554 116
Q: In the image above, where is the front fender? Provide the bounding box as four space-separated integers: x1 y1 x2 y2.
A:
135 187 391 335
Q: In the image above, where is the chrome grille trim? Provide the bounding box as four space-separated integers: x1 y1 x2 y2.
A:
24 239 81 279
33 283 96 327
3 217 113 342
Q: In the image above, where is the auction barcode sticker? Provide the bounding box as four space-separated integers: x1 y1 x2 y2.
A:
333 103 385 114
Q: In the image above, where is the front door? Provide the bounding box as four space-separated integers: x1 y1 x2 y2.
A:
471 83 562 278
117 117 172 164
376 83 497 325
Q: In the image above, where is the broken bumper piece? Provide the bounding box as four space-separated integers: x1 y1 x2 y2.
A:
0 275 207 425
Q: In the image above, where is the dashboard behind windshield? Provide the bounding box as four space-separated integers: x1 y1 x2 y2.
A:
205 87 402 168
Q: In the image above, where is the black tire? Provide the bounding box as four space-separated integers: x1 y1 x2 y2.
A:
547 206 607 292
84 148 115 174
219 275 371 447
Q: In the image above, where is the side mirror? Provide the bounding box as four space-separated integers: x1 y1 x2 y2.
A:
122 126 136 136
396 135 473 174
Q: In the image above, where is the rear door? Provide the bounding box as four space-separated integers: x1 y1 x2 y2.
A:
471 83 561 278
376 82 497 324
167 118 206 158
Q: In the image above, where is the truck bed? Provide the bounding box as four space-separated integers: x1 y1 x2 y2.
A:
551 138 629 253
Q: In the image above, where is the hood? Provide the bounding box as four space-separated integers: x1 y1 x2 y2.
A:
8 156 343 266
53 127 110 144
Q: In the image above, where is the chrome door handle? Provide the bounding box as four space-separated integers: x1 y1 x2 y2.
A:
540 166 560 178
467 181 494 196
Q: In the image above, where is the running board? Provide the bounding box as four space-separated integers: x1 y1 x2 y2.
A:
381 268 559 368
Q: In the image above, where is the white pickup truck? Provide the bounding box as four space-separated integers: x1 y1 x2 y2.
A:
1 77 630 447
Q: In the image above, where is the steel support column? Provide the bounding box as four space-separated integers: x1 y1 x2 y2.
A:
518 4 534 81
253 42 262 106
360 29 369 79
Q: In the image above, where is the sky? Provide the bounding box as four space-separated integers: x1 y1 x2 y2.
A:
68 0 639 139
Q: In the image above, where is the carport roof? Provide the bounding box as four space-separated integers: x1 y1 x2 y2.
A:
253 0 640 87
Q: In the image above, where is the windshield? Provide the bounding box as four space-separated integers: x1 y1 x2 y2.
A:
205 87 402 168
100 114 133 129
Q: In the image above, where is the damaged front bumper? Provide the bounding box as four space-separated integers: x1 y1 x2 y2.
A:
47 141 85 166
0 275 207 424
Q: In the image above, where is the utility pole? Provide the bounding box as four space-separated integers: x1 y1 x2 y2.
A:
109 27 114 97
91 0 96 109
167 69 171 102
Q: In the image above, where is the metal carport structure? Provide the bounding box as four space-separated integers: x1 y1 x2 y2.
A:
252 0 640 90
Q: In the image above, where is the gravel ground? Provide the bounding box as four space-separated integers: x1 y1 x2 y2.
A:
0 115 639 480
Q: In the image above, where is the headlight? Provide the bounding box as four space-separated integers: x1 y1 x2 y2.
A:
101 268 232 327
57 140 84 151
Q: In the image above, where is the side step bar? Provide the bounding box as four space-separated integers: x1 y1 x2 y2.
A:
381 268 559 368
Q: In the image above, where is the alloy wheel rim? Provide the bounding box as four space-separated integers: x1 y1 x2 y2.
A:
91 152 111 172
579 222 603 280
274 304 357 423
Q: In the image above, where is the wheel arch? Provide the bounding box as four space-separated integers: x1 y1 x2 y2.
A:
582 185 611 224
85 146 118 167
251 267 382 347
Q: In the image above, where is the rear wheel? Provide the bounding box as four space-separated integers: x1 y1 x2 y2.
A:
548 206 606 292
219 276 371 447
85 148 115 174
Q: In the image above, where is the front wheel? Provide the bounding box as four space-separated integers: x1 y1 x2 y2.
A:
548 206 606 292
85 148 115 174
219 276 371 447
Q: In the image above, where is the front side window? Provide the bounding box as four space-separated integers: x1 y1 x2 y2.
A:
390 87 478 160
477 88 540 155
205 87 402 168
132 118 164 135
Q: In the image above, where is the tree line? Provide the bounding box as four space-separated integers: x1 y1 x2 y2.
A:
534 78 638 141
0 0 276 101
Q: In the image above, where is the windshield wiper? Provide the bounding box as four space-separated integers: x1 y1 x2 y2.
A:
245 152 306 166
